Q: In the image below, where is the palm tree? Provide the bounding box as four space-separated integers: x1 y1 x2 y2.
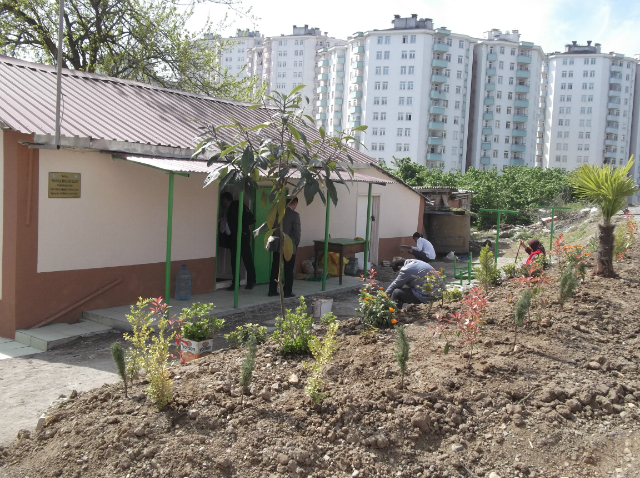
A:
569 156 639 277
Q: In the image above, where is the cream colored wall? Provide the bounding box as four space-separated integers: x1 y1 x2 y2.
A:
0 131 4 298
37 149 217 273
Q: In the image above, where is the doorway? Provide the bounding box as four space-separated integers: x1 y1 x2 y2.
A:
355 194 380 269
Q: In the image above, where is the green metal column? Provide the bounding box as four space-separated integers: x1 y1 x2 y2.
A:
234 190 244 308
165 172 175 304
322 196 331 291
363 183 373 277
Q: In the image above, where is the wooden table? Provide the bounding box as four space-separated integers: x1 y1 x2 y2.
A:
314 239 366 285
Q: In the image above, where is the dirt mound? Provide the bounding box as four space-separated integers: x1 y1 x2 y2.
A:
2 253 640 478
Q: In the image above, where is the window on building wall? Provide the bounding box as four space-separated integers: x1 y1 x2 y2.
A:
508 77 514 85
408 66 414 74
457 71 462 79
374 97 380 105
493 150 498 157
563 143 569 150
384 51 390 59
377 36 383 44
577 156 582 163
446 38 452 46
578 144 583 150
404 143 410 151
380 128 386 135
400 66 406 74
404 128 411 136
562 71 567 77
399 81 406 90
557 131 563 138
406 97 413 105
376 51 382 59
373 112 379 120
456 86 461 94
496 106 502 113
498 76 503 84
582 83 587 89
458 55 463 63
398 112 404 120
590 58 596 64
503 151 508 158
381 112 387 120
583 71 588 77
584 58 589 65
587 107 592 114
584 143 590 150
372 128 378 135
409 51 415 59
585 132 590 139
395 144 402 152
588 95 593 101
385 36 391 44
371 143 378 151
567 95 572 101
410 35 416 43
500 46 505 54
569 59 574 64
589 83 594 89
505 136 510 143
374 82 381 89
407 81 414 89
397 128 403 136
379 143 385 151
405 113 412 120
382 82 388 89
381 97 387 105
375 66 381 75
455 101 460 109
558 119 564 126
499 61 504 69
511 48 516 55
568 71 573 77
398 97 405 105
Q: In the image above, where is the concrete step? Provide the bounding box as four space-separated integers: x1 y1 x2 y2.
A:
14 320 112 351
0 337 43 360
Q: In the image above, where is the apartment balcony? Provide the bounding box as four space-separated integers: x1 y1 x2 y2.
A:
513 114 528 123
514 99 529 108
333 125 342 132
482 127 492 135
316 100 327 106
483 112 493 120
610 77 622 84
541 78 548 85
539 101 546 108
429 106 445 115
512 129 527 137
486 68 496 76
611 65 623 72
336 84 344 91
430 90 446 99
432 59 449 68
542 63 549 72
316 86 327 93
351 61 364 69
516 70 531 79
334 112 342 119
515 85 530 93
605 126 619 133
481 142 492 150
609 89 621 96
517 55 532 64
349 90 362 98
608 102 621 109
511 144 526 152
348 121 361 128
607 115 620 122
536 137 544 144
427 137 443 145
431 74 448 83
317 60 329 67
435 28 451 35
428 121 445 130
317 73 328 80
426 153 443 161
487 53 497 61
351 76 363 83
485 83 495 91
354 46 364 53
348 106 361 114
510 158 526 166
537 126 544 132
315 113 326 120
433 43 449 52
604 152 617 160
480 157 491 165
335 98 343 105
605 139 618 146
480 97 495 107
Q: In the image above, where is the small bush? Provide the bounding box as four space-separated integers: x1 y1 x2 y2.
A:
179 303 224 342
559 267 579 308
320 312 337 327
443 287 464 303
146 315 174 409
513 288 532 351
474 245 499 290
110 342 128 397
303 321 340 404
357 282 397 329
272 296 314 354
225 323 268 349
395 325 409 388
239 335 257 402
500 262 517 279
123 298 154 382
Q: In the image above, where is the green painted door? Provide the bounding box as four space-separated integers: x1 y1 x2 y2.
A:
253 188 271 284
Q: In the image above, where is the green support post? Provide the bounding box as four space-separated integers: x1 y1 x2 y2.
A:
479 208 519 265
363 183 373 277
165 172 175 304
234 190 244 308
322 197 331 291
535 205 571 262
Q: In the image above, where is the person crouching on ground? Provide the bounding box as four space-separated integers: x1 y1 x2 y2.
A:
386 257 445 309
520 239 546 265
408 232 436 263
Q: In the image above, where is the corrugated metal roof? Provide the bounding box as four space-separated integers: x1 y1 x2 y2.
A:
0 55 376 164
122 155 392 184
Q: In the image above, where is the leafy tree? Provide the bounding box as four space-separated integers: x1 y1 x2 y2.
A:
194 86 365 317
569 157 638 277
0 0 262 100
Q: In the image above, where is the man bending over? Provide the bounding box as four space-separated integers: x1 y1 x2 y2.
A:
386 257 444 309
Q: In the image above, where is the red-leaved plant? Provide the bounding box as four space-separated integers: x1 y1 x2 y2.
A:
432 287 488 362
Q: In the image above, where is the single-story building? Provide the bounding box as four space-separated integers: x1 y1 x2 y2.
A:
0 55 425 339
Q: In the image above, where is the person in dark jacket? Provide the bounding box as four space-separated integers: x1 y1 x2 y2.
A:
219 192 256 290
520 239 546 265
268 197 301 298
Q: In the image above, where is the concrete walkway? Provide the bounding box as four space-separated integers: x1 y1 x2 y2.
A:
84 276 363 331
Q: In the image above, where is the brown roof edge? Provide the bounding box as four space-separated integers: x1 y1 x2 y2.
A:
370 164 433 204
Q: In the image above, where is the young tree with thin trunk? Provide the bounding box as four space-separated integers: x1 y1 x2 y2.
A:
569 156 638 277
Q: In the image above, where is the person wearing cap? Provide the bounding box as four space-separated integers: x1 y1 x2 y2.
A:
408 232 436 263
520 239 546 265
268 197 301 298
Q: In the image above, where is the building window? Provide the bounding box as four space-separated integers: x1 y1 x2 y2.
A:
381 97 387 105
371 143 378 151
401 51 407 59
407 97 413 105
457 71 462 79
383 66 389 74
398 112 404 121
375 66 381 75
399 81 406 90
493 150 498 157
373 112 379 120
404 128 411 136
376 51 382 59
374 97 380 105
400 66 406 74
377 36 383 44
498 76 503 84
372 128 378 135
397 128 403 136
382 82 388 90
406 113 412 120
458 55 463 63
408 66 414 74
404 143 410 151
499 61 504 69
410 35 416 43
407 81 413 89
374 82 381 90
398 97 405 105
381 112 387 120
456 86 461 94
385 36 391 44
384 51 390 59
409 51 415 59
396 144 402 152
379 143 385 151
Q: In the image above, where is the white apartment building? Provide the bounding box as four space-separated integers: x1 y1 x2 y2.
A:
542 41 637 170
467 29 544 170
210 29 263 77
630 54 640 201
245 25 345 115
318 15 476 171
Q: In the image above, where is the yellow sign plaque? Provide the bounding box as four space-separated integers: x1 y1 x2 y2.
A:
48 172 81 198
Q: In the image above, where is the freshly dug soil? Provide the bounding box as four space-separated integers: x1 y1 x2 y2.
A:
1 248 640 478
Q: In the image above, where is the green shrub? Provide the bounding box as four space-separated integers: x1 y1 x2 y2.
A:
272 296 314 354
443 287 464 303
110 341 128 397
146 316 174 409
320 312 337 327
179 303 224 342
357 285 397 329
123 298 154 382
303 321 340 404
395 325 409 389
239 335 257 402
513 288 532 351
559 267 579 308
225 323 268 349
500 262 518 279
474 245 499 289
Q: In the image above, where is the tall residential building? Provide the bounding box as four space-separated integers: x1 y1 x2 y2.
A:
245 25 345 115
319 15 476 170
467 29 544 170
542 41 637 170
211 29 263 77
630 54 640 202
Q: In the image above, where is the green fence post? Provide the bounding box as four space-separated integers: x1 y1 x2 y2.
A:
165 172 175 304
234 190 244 308
536 205 571 263
363 183 373 276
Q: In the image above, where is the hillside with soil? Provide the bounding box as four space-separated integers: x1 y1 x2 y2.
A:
1 246 640 478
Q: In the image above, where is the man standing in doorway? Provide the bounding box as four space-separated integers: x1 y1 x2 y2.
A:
219 192 256 290
268 197 301 298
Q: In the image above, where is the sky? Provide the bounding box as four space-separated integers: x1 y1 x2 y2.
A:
190 0 640 57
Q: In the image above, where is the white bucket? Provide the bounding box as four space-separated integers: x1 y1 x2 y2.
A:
312 296 333 319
